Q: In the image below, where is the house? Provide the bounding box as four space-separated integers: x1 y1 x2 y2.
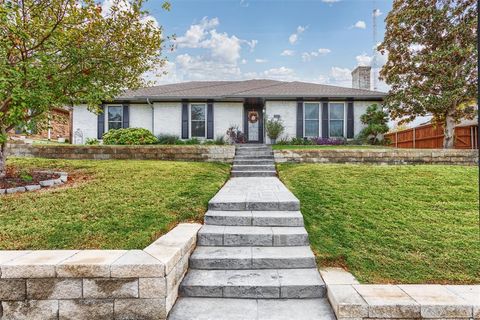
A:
72 69 385 144
10 107 72 143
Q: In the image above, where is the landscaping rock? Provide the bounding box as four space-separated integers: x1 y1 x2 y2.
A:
6 186 26 194
25 184 41 191
0 279 26 300
83 278 138 299
114 298 167 320
39 179 55 187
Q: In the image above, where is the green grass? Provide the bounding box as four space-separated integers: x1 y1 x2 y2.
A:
277 163 479 284
272 145 389 150
1 158 230 250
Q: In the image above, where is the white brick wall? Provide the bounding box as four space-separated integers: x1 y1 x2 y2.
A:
153 102 182 137
213 102 243 139
265 101 297 143
72 104 98 143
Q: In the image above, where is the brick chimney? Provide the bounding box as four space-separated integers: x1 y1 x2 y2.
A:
351 66 371 90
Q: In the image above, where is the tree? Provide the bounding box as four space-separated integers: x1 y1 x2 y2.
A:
0 0 169 177
359 104 390 145
378 0 477 148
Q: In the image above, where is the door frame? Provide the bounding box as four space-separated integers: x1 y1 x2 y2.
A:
243 101 264 143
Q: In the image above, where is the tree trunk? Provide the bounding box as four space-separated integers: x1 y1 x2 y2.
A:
0 142 6 178
443 115 456 149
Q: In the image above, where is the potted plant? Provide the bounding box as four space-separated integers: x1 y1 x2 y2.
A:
265 116 285 145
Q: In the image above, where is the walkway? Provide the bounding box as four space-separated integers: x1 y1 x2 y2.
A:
168 144 335 320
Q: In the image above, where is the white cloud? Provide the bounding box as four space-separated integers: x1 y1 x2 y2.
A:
354 20 366 29
281 49 295 56
101 0 159 28
263 67 296 81
356 53 372 66
315 67 352 87
373 9 382 17
245 39 258 52
322 0 340 3
289 25 307 45
255 59 268 63
301 48 331 61
175 17 220 48
241 59 247 64
174 53 242 81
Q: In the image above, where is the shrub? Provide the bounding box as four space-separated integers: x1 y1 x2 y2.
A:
103 128 158 145
184 138 200 145
203 136 226 145
226 126 246 144
359 104 389 145
85 138 99 145
157 134 182 145
311 137 346 145
265 117 285 142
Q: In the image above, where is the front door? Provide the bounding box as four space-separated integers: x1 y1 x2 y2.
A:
244 104 264 143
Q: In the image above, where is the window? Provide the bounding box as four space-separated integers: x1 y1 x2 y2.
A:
108 106 123 130
304 103 320 137
191 103 206 138
329 103 345 137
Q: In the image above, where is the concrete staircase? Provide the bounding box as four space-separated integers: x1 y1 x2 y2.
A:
231 144 276 177
168 145 334 320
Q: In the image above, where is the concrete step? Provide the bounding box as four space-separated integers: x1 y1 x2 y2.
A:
236 151 273 156
231 171 277 177
204 210 304 227
232 164 276 171
234 154 274 160
233 159 275 165
168 298 335 320
189 246 316 269
179 268 326 299
197 225 309 247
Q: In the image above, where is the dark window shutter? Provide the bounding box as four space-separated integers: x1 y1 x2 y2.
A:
207 100 214 139
347 100 354 138
97 105 105 139
296 99 304 138
321 101 329 138
181 100 189 139
122 104 129 128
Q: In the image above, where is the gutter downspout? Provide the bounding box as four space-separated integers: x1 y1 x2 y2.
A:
147 98 154 135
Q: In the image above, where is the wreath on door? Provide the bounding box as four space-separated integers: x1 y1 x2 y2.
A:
248 111 259 123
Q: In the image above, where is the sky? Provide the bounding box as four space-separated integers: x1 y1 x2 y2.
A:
132 0 394 90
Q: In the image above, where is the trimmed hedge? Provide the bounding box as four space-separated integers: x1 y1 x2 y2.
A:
103 128 158 145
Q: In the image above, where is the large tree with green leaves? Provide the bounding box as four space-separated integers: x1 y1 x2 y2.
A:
378 0 477 148
0 0 168 176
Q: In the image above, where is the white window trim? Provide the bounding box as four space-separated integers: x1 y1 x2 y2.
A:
328 102 346 138
189 103 207 139
303 102 321 138
107 105 123 131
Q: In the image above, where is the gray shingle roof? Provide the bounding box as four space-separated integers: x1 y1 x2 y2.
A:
117 79 386 101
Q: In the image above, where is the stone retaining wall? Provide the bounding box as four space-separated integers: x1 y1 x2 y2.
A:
5 142 235 163
0 223 201 320
321 268 479 320
274 149 479 165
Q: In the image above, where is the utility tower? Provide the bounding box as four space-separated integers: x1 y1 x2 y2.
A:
372 3 379 91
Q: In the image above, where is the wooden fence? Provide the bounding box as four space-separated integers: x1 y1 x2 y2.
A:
385 124 478 149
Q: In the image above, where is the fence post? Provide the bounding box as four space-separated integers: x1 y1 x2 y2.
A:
413 127 416 148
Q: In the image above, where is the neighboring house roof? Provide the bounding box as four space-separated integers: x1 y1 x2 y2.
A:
116 79 386 101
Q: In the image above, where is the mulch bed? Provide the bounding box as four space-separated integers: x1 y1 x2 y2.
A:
0 166 61 189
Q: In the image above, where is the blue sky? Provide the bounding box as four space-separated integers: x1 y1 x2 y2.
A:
139 0 393 89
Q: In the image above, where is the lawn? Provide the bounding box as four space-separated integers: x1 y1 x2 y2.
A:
277 163 479 284
273 145 390 150
0 158 230 250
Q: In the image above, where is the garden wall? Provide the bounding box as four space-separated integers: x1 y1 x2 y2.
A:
274 149 479 165
5 142 235 162
0 223 201 320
